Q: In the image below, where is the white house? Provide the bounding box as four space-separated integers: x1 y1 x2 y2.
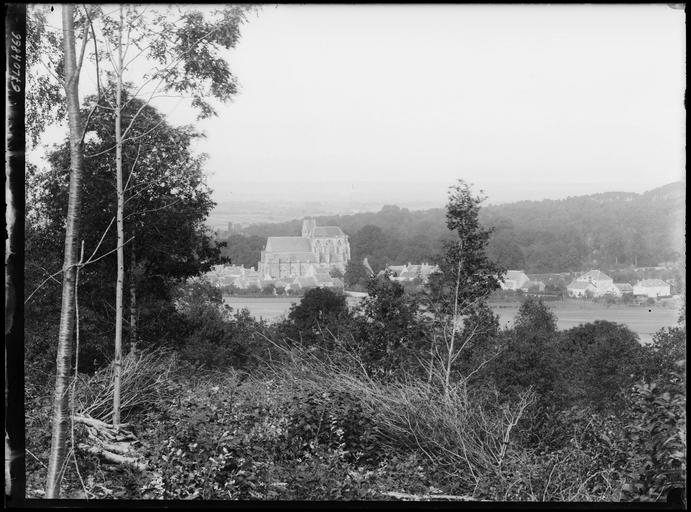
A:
633 279 671 298
386 263 440 284
568 270 621 298
500 270 530 291
567 281 597 298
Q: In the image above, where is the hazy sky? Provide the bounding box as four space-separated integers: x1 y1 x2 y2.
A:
33 4 686 206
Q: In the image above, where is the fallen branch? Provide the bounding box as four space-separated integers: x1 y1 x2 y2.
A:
73 415 131 431
77 443 147 471
383 491 476 501
86 433 134 456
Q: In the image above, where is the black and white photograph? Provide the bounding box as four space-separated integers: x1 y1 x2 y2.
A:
6 2 686 505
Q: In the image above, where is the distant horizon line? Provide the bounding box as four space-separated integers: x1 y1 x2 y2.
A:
209 179 683 208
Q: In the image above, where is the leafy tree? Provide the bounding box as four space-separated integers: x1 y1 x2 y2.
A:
514 296 558 334
31 85 221 330
221 234 266 267
558 321 645 412
426 180 505 394
344 259 370 290
428 180 504 311
350 225 389 272
283 288 352 346
351 275 430 378
623 360 686 503
449 301 501 384
638 325 686 387
492 298 561 403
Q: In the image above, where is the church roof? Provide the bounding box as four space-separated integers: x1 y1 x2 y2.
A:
313 226 345 237
266 237 312 253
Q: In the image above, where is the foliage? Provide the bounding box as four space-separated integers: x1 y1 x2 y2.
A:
639 326 686 385
280 389 379 464
344 258 371 289
27 87 224 376
349 275 431 378
480 183 684 271
278 288 353 347
451 302 502 382
220 234 266 267
26 6 67 147
622 364 686 503
427 180 504 312
558 321 645 412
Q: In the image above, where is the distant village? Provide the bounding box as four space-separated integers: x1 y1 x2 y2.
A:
206 218 680 303
499 269 678 302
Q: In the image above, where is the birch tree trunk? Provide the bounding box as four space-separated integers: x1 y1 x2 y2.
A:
45 4 84 497
112 5 124 427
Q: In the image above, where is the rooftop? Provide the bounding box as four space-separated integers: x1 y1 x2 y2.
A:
265 236 313 253
637 279 670 287
577 270 613 282
312 226 346 237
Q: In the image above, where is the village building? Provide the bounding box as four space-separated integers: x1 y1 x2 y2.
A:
567 270 621 298
206 264 258 287
500 270 531 291
633 279 671 298
614 283 634 295
567 281 597 298
385 263 440 284
258 219 351 280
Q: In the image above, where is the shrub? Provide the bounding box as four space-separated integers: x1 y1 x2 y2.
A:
622 363 686 503
558 321 645 412
280 388 379 464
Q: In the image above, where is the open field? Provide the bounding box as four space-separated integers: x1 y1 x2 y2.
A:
223 296 681 344
489 300 681 344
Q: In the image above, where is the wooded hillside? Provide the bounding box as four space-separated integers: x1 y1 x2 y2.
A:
224 182 684 273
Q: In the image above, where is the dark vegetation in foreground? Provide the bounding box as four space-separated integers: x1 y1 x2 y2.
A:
26 279 686 501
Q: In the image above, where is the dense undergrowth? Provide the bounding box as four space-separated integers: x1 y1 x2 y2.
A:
26 318 686 502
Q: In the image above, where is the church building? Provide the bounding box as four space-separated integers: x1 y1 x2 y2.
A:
258 219 351 279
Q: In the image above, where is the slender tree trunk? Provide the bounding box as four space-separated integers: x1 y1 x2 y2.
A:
444 256 463 397
112 6 124 427
46 5 84 498
129 238 138 354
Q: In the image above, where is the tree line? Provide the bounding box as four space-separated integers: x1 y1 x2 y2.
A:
225 182 684 274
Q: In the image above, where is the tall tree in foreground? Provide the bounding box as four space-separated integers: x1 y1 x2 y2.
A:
427 180 505 394
33 85 222 370
45 4 89 498
85 4 254 425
